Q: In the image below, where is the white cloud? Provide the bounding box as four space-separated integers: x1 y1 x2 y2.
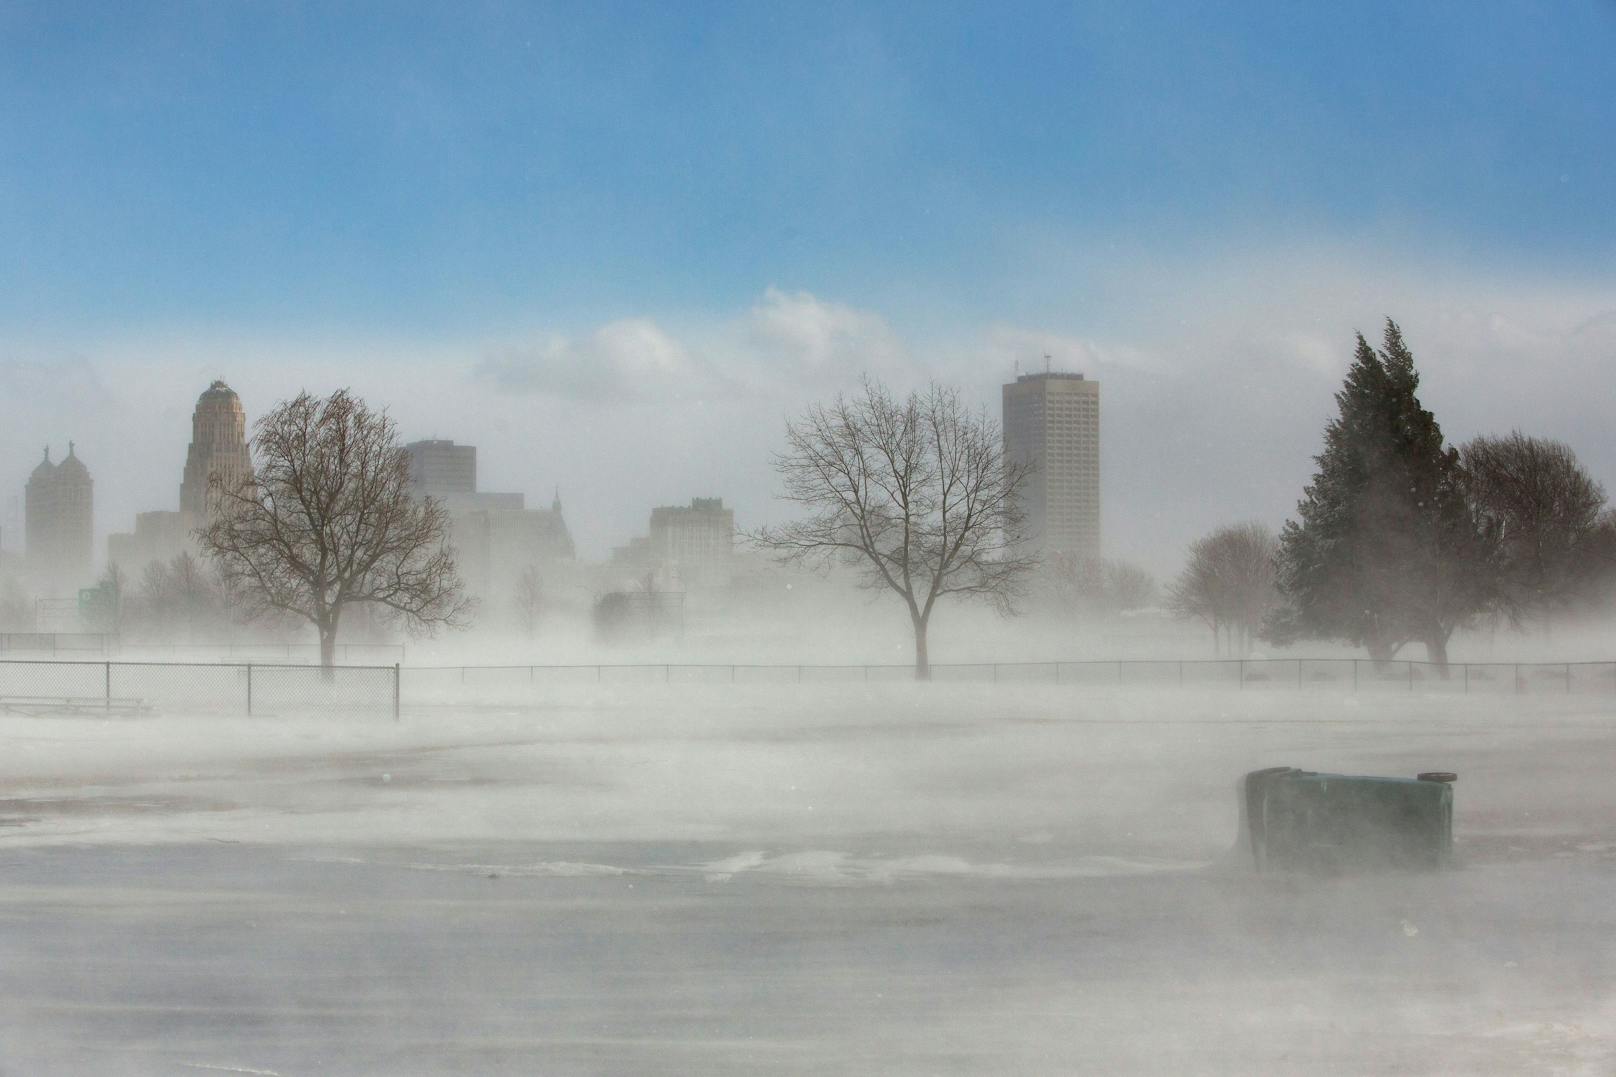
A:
734 286 913 387
477 318 715 402
474 287 917 403
4 265 1613 578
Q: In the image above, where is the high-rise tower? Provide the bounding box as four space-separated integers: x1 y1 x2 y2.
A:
404 439 477 497
179 380 251 520
1002 371 1100 563
25 443 94 589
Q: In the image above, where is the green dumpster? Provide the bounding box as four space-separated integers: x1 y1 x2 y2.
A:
1240 767 1455 873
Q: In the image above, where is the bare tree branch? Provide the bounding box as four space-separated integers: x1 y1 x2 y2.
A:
199 389 472 668
1461 432 1610 629
747 377 1037 678
1168 523 1278 657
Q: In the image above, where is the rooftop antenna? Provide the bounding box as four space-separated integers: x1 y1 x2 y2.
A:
1044 353 1052 374
1013 358 1020 377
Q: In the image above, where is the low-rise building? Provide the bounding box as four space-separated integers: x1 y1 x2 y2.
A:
612 497 735 590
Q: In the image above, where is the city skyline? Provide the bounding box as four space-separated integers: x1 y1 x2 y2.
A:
5 308 1615 582
3 11 1613 1071
3 4 1613 576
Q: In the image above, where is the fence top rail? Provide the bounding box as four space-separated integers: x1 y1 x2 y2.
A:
0 658 399 673
401 657 1616 672
3 657 1610 673
118 641 403 649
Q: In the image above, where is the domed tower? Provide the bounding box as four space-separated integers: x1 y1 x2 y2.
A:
25 443 94 588
180 380 252 521
24 446 56 560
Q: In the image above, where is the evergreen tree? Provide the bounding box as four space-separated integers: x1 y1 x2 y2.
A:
1271 320 1494 671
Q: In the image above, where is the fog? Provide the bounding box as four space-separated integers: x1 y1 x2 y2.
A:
5 266 1615 578
2 684 1614 1074
5 4 1616 1075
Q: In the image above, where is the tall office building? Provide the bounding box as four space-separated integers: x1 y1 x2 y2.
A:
1002 371 1100 563
403 438 572 600
179 380 252 520
648 497 735 588
405 439 477 497
25 443 94 589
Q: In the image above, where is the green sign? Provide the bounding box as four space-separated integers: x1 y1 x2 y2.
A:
78 583 117 626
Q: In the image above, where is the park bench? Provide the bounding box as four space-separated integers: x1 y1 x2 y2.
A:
0 695 153 718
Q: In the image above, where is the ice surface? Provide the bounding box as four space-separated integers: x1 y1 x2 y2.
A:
1 684 1613 1074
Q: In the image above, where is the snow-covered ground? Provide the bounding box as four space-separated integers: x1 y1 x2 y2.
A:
1 685 1613 1074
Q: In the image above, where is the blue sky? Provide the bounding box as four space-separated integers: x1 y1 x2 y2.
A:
3 2 1615 570
5 2 1612 335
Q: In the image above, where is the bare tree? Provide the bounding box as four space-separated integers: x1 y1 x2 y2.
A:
513 565 544 639
82 563 128 636
1106 561 1158 614
1168 522 1277 656
201 389 471 668
1461 432 1609 630
134 560 175 635
1049 554 1157 619
0 575 32 631
136 552 227 640
751 378 1036 679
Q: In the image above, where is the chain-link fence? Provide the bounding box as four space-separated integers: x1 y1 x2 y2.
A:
115 641 408 664
5 656 1613 717
0 635 405 664
0 660 399 717
400 657 1616 703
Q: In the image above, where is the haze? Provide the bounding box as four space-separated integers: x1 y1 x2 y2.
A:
2 5 1615 1076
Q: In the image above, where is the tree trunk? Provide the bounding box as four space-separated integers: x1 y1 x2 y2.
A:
1366 635 1395 672
913 616 931 681
1424 631 1450 679
318 608 340 678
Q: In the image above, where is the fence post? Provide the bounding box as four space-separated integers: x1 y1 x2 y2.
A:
246 662 254 716
1463 663 1468 695
1178 660 1183 687
797 664 802 684
105 660 111 713
1238 659 1245 688
992 663 999 684
1116 660 1123 685
393 663 400 722
1352 659 1358 693
1297 659 1303 690
664 664 670 683
1567 663 1572 694
1515 663 1522 694
730 664 736 684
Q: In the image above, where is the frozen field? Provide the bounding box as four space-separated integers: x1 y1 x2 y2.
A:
1 685 1613 1075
